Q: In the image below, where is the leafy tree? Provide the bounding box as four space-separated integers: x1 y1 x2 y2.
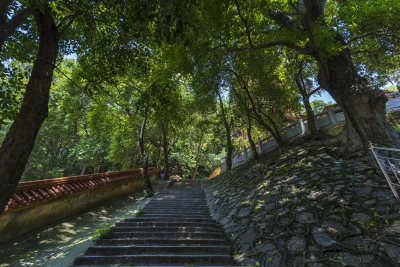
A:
189 0 400 151
311 99 333 114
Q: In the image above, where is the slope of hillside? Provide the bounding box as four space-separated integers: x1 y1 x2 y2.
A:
203 144 400 266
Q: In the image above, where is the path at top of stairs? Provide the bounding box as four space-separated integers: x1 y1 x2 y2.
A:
73 180 236 266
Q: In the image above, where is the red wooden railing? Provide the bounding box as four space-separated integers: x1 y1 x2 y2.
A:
4 167 157 212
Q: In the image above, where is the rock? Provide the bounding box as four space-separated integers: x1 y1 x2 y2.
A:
374 189 392 199
308 191 325 200
351 213 371 224
291 256 305 266
276 207 289 216
264 202 276 211
237 206 253 218
312 227 336 247
220 216 231 225
364 199 376 205
354 186 372 197
336 252 374 265
321 185 331 193
308 246 319 252
322 220 347 234
380 242 400 263
233 253 258 266
287 236 306 254
296 212 315 223
263 254 283 267
342 236 368 247
382 213 400 220
326 214 341 222
255 241 276 253
375 205 390 213
385 220 400 233
239 228 256 244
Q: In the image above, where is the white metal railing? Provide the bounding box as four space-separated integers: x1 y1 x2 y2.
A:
220 108 345 172
371 145 400 198
219 97 400 173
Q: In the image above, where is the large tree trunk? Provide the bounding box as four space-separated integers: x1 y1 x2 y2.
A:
138 113 153 192
161 123 170 180
0 9 58 213
317 42 400 151
303 0 400 151
295 77 318 134
191 130 204 179
155 139 162 174
303 95 317 134
246 114 258 158
218 93 233 170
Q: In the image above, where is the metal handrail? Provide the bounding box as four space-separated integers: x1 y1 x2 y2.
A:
371 144 400 199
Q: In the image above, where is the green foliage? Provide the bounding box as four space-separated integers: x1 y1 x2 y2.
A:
385 85 398 92
144 190 154 198
311 100 333 114
90 223 114 239
2 0 400 184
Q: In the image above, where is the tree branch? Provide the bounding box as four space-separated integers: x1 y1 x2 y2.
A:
0 7 32 50
308 86 322 96
288 0 301 14
233 0 253 47
58 12 80 37
267 9 296 28
224 41 311 55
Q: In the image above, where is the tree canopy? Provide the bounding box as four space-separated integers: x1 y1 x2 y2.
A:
1 0 400 212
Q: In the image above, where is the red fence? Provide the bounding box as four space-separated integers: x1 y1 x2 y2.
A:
4 168 157 212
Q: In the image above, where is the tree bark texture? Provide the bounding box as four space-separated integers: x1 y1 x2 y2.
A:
262 0 400 151
246 114 258 158
301 1 400 150
295 77 318 134
318 50 400 150
161 123 170 180
191 130 204 179
0 9 59 213
139 114 153 192
218 94 233 170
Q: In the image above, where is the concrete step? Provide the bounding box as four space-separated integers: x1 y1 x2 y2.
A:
95 238 227 246
144 206 208 209
85 245 231 255
73 254 234 265
135 214 212 219
122 218 216 223
141 207 210 211
115 221 219 228
137 212 211 217
73 180 236 266
112 226 222 233
73 265 234 267
107 231 224 239
139 209 210 213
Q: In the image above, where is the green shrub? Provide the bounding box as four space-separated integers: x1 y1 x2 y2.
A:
90 223 114 239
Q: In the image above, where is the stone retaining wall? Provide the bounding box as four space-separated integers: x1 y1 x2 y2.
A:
0 168 157 243
203 145 400 266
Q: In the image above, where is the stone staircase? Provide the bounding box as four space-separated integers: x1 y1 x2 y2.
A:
73 180 235 266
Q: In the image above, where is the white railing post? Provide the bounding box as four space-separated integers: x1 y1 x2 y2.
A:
327 109 337 125
257 139 262 154
299 118 307 135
